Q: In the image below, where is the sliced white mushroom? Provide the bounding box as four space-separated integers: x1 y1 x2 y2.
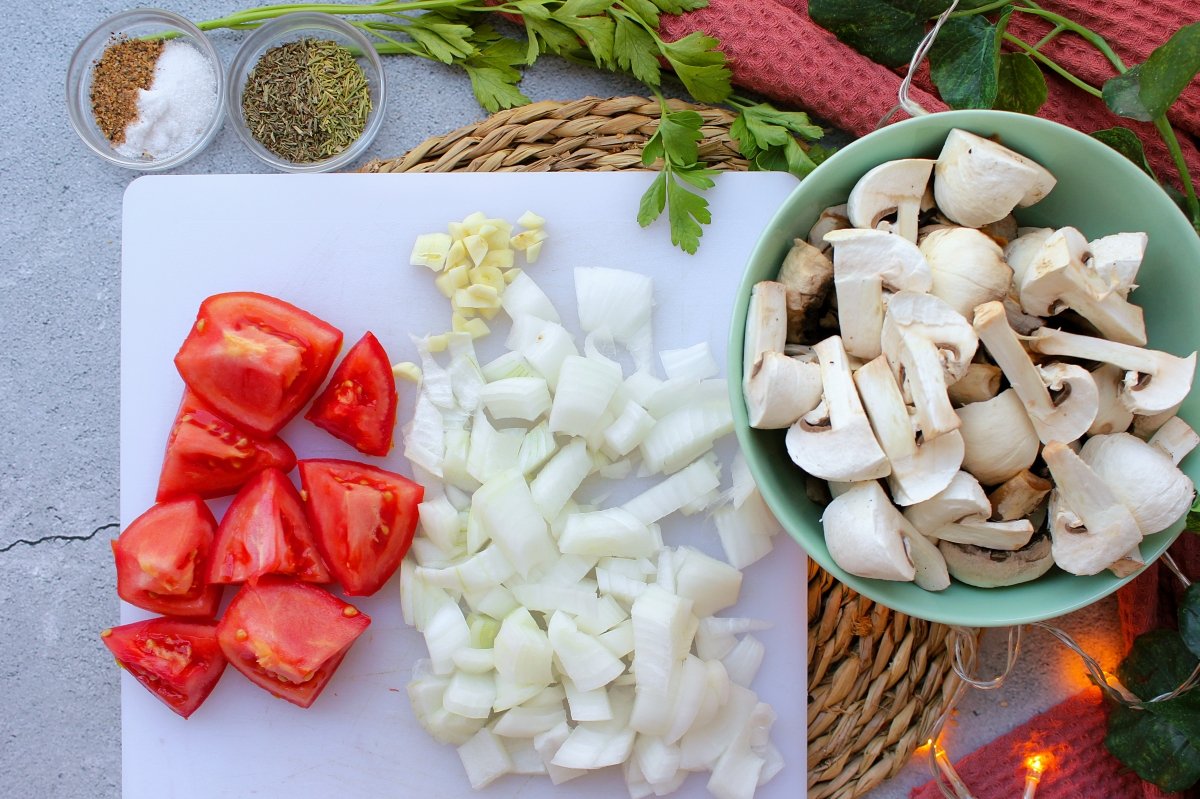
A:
1080 433 1194 536
920 227 1013 319
854 355 963 505
1088 232 1146 299
903 470 991 539
973 302 1097 444
881 291 978 440
741 281 787 393
979 214 1019 247
1132 404 1184 440
1019 227 1146 346
1003 227 1054 288
932 516 1034 550
1024 328 1197 415
988 470 1052 521
785 335 890 482
902 523 951 591
777 240 834 343
1042 441 1143 576
745 352 823 429
1088 363 1135 436
946 362 1002 406
807 204 849 254
846 159 935 242
823 229 932 360
1108 548 1146 579
821 481 915 582
1149 416 1199 465
939 533 1055 588
1004 296 1045 336
955 389 1040 486
933 129 1056 228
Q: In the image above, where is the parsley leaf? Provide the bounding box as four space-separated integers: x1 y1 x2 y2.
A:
613 14 662 85
404 13 478 65
461 34 530 111
638 101 717 253
731 102 824 178
659 32 733 103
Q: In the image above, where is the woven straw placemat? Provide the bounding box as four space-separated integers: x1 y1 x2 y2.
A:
363 95 964 799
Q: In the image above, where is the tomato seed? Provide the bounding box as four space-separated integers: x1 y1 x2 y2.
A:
342 606 359 617
235 628 249 641
196 319 206 332
100 628 113 638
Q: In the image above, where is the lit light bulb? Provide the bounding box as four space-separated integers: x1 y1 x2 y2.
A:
1022 754 1048 799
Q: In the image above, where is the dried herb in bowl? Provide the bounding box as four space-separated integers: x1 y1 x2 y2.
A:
242 38 370 163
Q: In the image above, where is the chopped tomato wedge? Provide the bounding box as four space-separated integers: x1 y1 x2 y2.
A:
208 468 330 585
305 331 398 456
298 459 423 596
216 577 370 708
102 617 227 718
174 292 343 437
112 497 223 618
156 389 296 502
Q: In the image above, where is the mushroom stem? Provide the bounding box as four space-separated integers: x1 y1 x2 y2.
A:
745 353 823 429
974 302 1097 444
988 470 1052 521
932 517 1035 550
1149 417 1199 466
742 281 787 393
1024 328 1197 415
821 481 916 582
947 362 1002 406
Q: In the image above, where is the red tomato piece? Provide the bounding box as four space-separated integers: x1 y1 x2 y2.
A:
216 577 370 708
174 292 343 437
298 459 423 596
156 389 296 502
305 332 398 456
112 497 223 618
102 617 227 718
208 468 331 585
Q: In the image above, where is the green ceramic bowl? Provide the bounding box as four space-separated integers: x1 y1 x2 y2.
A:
729 110 1200 627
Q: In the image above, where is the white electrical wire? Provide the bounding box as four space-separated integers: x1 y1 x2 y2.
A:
877 0 961 129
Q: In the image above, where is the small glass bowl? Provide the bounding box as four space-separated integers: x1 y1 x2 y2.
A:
225 12 387 173
67 9 225 171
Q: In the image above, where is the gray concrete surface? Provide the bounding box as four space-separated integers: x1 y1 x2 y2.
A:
0 3 1123 797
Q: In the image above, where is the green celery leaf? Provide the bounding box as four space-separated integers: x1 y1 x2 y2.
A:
613 15 661 85
928 15 1000 109
1181 583 1200 660
1090 127 1156 178
619 0 661 27
1104 22 1200 122
637 170 668 225
464 65 531 111
658 32 732 103
809 0 953 69
1118 629 1200 702
651 0 709 13
1107 701 1200 792
666 171 711 253
560 0 616 15
553 10 617 68
994 52 1047 114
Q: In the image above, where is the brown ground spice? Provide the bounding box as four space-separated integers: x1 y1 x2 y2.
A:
90 38 163 144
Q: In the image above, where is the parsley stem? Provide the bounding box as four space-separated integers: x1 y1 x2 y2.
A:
1154 117 1200 229
1001 33 1102 98
1032 25 1065 51
1011 7 1126 72
948 0 1010 18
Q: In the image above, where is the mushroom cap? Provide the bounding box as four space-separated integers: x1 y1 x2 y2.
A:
920 227 1013 319
903 470 991 538
822 481 917 582
1080 433 1195 536
902 525 951 591
988 469 1052 521
1088 363 1135 436
846 158 935 242
947 362 1002 406
956 389 1040 486
932 516 1035 550
745 352 822 429
1033 361 1101 444
1003 227 1053 287
939 532 1054 588
1089 232 1147 299
785 335 890 482
777 239 834 343
933 129 1057 228
808 204 849 253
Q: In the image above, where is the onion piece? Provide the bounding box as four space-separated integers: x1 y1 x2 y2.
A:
444 670 497 719
502 270 560 323
640 397 733 475
520 319 579 390
492 703 567 738
404 391 446 478
622 458 723 525
548 611 625 692
466 408 523 484
493 606 553 686
559 508 660 558
564 677 613 722
533 721 586 785
661 342 718 382
721 635 766 688
548 355 623 437
575 266 654 372
457 728 513 789
530 438 592 521
481 376 552 422
517 421 557 476
474 469 558 578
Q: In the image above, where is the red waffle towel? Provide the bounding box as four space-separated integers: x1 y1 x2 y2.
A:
657 0 1200 189
908 687 1167 799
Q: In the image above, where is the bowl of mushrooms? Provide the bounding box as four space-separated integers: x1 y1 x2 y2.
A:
731 109 1200 626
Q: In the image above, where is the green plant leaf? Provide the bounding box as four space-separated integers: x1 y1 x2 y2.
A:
560 0 616 16
1118 629 1200 701
650 108 704 166
1107 701 1200 792
1181 583 1200 660
1187 494 1200 533
665 170 711 253
730 102 823 178
1090 127 1156 178
637 170 668 225
808 0 952 68
464 65 531 111
620 0 661 27
658 32 732 103
613 16 661 85
1103 21 1200 122
651 0 709 12
994 52 1047 114
929 15 1000 109
553 8 616 68
404 14 478 65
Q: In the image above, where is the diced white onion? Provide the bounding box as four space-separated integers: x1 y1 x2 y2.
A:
622 458 723 525
502 270 560 323
425 602 472 675
404 391 446 478
457 728 513 789
673 547 743 618
603 400 657 459
559 508 659 559
548 611 625 692
444 670 498 719
493 607 553 686
474 470 558 578
418 495 462 553
713 490 781 570
660 342 718 382
481 376 552 421
564 677 613 722
530 438 591 521
639 398 733 475
517 421 557 476
493 703 567 738
575 267 654 372
533 721 585 785
721 635 765 688
521 319 579 390
548 355 622 437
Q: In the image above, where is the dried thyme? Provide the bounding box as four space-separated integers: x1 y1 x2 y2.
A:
241 38 371 163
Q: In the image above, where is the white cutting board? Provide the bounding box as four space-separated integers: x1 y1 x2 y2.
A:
120 172 807 799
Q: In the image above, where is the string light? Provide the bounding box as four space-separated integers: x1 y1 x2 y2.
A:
1022 754 1048 799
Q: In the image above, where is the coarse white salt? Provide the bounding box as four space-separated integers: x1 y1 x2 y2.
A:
117 40 217 160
